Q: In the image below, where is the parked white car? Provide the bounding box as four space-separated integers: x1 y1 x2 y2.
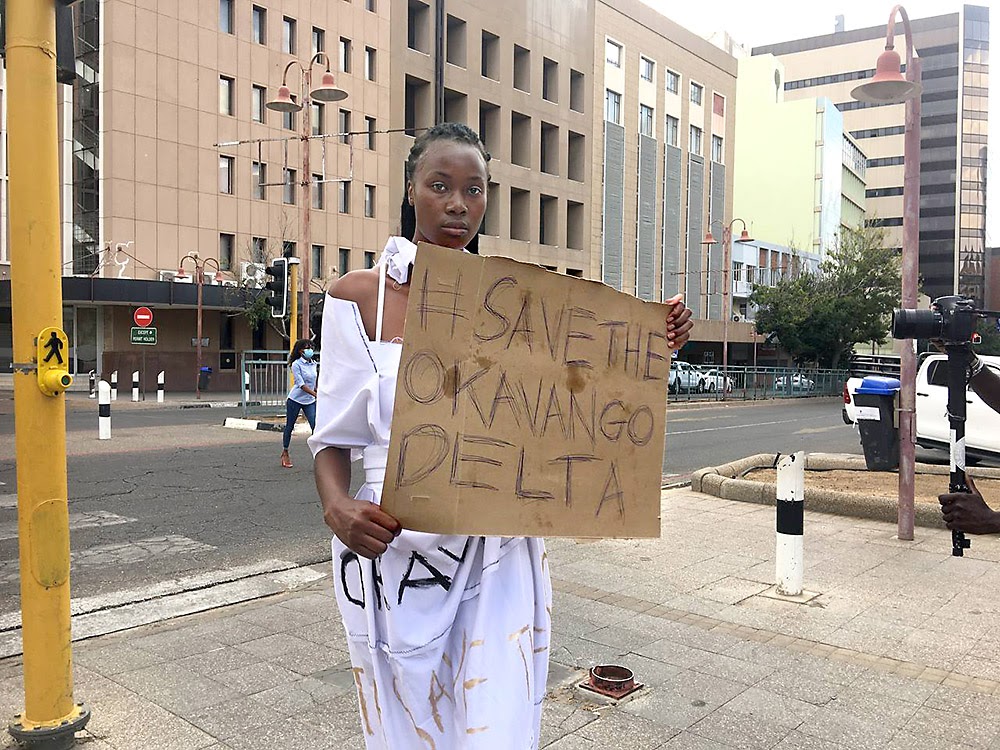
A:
915 354 1000 458
669 361 702 394
844 354 1000 459
700 368 733 393
774 373 815 392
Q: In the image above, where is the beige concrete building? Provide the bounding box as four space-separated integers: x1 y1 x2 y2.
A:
387 0 594 276
754 5 990 306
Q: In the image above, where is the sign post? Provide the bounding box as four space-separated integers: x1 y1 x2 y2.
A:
131 308 155 401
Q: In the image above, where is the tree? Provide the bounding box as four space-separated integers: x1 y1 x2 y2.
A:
750 224 900 369
975 318 1000 356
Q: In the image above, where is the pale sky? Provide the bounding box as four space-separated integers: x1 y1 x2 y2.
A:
640 0 999 245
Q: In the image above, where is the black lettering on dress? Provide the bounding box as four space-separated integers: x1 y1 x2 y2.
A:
595 461 626 519
398 552 453 605
371 556 390 611
396 424 450 488
449 433 513 491
340 550 365 609
550 454 598 507
516 448 554 502
438 538 472 564
475 276 517 342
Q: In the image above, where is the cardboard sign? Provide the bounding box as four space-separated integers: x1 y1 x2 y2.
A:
381 243 670 538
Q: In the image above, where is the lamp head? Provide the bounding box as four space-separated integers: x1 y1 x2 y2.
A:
851 48 920 104
310 71 348 102
267 85 302 113
701 231 717 246
736 229 754 243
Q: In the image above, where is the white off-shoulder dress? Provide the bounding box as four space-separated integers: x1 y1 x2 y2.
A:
309 237 552 750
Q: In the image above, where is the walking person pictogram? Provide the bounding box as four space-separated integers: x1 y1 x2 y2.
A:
42 330 64 364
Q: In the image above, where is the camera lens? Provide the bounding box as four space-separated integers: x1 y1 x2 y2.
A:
892 308 943 340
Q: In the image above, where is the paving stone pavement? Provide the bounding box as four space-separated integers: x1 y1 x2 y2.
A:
2 487 1000 749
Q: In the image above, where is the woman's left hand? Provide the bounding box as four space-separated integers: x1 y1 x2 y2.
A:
664 294 693 349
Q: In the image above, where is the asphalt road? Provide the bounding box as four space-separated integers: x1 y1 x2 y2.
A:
0 394 962 617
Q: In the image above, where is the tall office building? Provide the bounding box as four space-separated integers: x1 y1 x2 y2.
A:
754 5 990 305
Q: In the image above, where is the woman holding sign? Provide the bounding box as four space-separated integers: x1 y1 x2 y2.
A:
311 123 692 749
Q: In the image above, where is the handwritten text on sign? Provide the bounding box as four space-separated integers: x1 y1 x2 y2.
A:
381 244 669 538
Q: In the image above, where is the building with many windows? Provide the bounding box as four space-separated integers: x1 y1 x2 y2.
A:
754 4 990 306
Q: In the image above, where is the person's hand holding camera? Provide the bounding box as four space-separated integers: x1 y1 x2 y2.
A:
939 475 1000 535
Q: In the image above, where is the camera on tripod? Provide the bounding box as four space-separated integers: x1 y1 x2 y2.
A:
892 295 979 345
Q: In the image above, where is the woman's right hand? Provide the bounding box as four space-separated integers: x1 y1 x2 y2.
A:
323 494 402 559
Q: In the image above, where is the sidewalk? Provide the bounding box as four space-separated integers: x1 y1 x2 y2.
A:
3 487 1000 749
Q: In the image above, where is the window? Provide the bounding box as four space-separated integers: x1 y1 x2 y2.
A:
606 39 622 67
540 122 558 174
666 70 680 94
339 181 350 213
713 92 725 117
284 168 296 204
252 237 267 262
365 0 376 11
282 110 295 131
312 27 325 55
364 184 375 218
252 85 266 123
639 104 654 137
604 89 621 124
312 102 324 135
219 0 234 34
251 161 267 200
282 17 296 54
311 245 324 279
640 56 654 82
365 46 377 81
711 134 724 163
312 174 324 209
219 76 234 115
339 37 352 73
689 125 702 155
252 5 266 44
364 251 376 268
690 82 703 105
408 1 430 53
481 31 499 79
365 116 376 150
219 233 234 270
339 248 351 276
665 115 679 147
542 58 558 102
446 15 467 68
568 131 585 181
570 69 585 113
511 112 530 167
513 45 530 92
339 109 351 144
283 241 296 258
219 155 234 194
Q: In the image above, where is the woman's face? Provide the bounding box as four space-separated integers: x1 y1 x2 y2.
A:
407 140 488 250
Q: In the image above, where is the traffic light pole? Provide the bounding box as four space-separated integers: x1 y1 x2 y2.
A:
7 0 90 746
288 253 299 354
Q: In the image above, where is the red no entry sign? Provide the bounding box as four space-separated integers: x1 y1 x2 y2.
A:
133 307 153 327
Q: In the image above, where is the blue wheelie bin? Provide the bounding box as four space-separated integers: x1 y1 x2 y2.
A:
853 376 901 471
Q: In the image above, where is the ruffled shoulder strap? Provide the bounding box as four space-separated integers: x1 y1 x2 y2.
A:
378 236 418 285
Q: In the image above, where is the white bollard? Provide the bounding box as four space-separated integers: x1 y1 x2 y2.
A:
98 380 111 440
157 371 165 403
775 452 805 597
243 370 250 404
132 370 140 402
110 370 118 401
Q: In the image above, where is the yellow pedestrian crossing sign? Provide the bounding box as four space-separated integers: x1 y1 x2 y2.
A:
36 327 73 396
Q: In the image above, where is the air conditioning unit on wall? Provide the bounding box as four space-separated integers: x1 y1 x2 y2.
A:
158 269 192 283
732 313 745 323
241 262 266 287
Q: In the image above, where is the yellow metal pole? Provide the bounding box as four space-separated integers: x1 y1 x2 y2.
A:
7 0 89 746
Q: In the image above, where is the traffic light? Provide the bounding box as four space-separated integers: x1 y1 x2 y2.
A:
264 257 289 319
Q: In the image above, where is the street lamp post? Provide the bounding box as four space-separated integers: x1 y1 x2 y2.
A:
851 4 922 542
179 252 221 399
702 219 754 401
267 54 348 341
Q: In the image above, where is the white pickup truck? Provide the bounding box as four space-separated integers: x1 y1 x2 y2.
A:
844 353 1000 458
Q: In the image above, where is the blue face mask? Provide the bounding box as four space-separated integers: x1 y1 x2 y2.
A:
302 349 314 359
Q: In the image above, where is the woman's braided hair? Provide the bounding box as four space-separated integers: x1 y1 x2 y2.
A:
400 123 491 253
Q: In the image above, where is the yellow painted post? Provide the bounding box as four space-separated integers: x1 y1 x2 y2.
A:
6 0 90 746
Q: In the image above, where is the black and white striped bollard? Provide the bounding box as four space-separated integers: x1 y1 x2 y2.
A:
243 370 250 404
98 380 111 440
110 370 118 401
131 370 140 402
157 371 165 403
775 452 804 597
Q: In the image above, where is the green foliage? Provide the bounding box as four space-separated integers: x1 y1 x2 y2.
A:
975 318 1000 356
750 224 900 369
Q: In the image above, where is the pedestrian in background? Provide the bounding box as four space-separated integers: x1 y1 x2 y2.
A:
281 338 317 468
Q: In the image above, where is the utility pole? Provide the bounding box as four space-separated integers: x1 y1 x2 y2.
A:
6 0 90 746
